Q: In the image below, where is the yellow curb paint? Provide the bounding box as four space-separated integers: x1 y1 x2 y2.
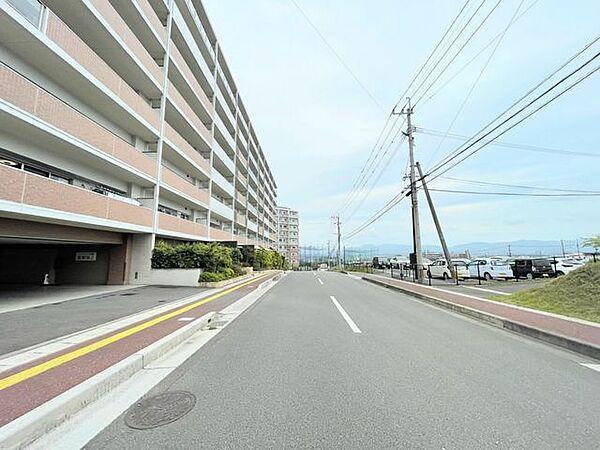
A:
0 272 273 391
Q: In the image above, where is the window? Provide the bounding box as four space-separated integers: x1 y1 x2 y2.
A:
7 0 43 27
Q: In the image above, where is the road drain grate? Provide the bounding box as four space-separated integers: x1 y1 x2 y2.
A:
124 391 196 430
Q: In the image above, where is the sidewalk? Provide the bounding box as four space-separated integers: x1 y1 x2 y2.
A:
0 272 279 434
359 272 600 359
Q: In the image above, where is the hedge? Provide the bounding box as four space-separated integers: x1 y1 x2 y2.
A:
254 248 288 270
152 241 287 281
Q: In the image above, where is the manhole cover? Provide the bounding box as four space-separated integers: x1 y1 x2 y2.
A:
124 391 196 430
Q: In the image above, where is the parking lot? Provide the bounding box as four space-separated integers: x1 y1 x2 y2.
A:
372 268 552 299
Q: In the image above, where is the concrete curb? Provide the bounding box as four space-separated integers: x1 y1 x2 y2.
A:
0 311 216 450
362 277 600 361
0 272 283 449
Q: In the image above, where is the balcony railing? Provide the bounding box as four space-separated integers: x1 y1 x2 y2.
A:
211 168 234 197
210 226 233 241
137 0 167 44
161 167 209 205
169 43 213 116
158 212 209 238
0 164 153 228
44 11 160 130
0 64 157 178
213 140 235 175
89 0 163 85
210 196 234 221
169 82 212 144
163 123 210 174
214 112 235 151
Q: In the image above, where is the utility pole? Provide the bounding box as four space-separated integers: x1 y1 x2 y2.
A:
576 238 580 256
508 244 512 257
397 98 423 282
560 239 566 257
327 241 331 268
416 162 454 278
332 215 342 267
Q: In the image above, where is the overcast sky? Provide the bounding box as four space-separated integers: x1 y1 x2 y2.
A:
203 0 600 247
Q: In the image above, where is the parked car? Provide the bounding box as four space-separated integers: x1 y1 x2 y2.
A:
550 257 585 276
512 258 555 279
468 258 513 280
372 256 389 269
427 259 469 280
389 256 409 269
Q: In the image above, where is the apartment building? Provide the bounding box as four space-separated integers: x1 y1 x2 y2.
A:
276 206 299 268
0 0 278 285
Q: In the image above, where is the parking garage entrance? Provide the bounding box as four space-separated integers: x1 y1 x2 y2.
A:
0 218 131 286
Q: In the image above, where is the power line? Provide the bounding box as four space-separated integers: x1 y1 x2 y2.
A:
408 0 488 104
413 0 505 106
428 188 600 197
424 35 600 180
416 128 600 158
289 0 384 112
338 0 477 219
421 0 540 106
425 0 525 168
440 176 600 193
426 57 600 182
426 33 600 174
392 0 473 111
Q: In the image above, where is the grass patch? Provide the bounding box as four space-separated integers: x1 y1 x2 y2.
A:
492 262 600 323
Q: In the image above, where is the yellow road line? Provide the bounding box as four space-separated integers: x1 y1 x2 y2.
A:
0 272 273 391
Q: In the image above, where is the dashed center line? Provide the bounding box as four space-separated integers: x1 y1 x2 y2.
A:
329 296 361 334
317 278 324 285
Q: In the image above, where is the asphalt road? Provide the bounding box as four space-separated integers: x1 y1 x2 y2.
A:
89 271 600 449
0 286 203 356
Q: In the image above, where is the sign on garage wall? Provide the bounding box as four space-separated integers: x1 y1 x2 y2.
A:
75 251 97 262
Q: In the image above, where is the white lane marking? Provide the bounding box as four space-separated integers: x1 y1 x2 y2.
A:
317 278 324 285
177 317 195 322
329 296 361 334
462 286 510 296
581 363 600 373
347 274 362 280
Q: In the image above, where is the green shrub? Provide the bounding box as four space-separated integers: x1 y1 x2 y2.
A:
198 268 237 282
253 248 288 270
152 241 233 272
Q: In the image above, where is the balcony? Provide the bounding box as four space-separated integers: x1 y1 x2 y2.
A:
248 184 258 202
236 150 248 169
216 86 236 132
161 167 209 207
248 168 258 186
176 0 216 66
237 171 248 189
44 0 163 98
235 211 246 226
211 168 234 198
247 219 258 233
0 164 153 230
0 64 156 182
212 140 235 176
167 82 212 150
210 197 234 221
210 227 233 242
107 0 166 58
169 44 214 126
172 4 214 94
214 112 235 152
163 123 211 177
235 190 247 205
247 202 258 217
158 213 209 239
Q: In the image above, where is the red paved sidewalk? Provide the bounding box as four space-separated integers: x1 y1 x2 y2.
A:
0 273 277 427
361 273 600 348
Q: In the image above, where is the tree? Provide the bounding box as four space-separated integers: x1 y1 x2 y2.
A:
582 235 600 250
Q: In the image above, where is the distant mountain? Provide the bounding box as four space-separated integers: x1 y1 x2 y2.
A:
346 240 594 258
